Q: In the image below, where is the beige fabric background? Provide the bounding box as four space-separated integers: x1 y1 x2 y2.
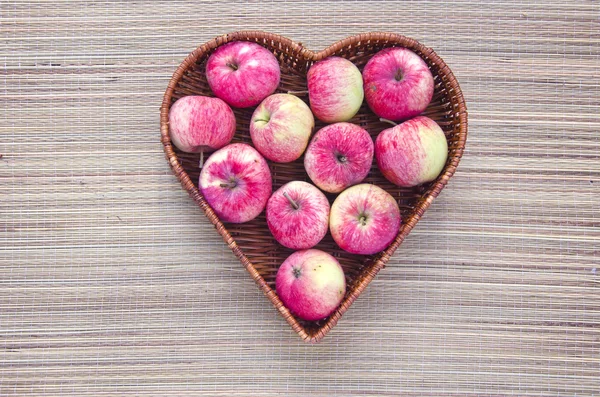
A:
1 1 599 396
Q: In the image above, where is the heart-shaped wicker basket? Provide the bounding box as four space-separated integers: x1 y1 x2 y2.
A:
160 31 467 342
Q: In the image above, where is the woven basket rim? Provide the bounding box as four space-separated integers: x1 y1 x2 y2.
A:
160 31 468 343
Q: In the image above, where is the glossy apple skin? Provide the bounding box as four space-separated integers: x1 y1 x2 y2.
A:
276 249 346 321
330 184 401 255
250 94 314 163
206 41 281 108
376 116 448 187
304 122 374 193
199 143 272 223
363 47 434 121
168 96 236 153
307 57 364 123
266 181 330 250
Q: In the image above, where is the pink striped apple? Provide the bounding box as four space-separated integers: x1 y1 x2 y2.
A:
266 181 330 250
199 143 271 224
250 94 314 163
363 47 434 121
276 249 346 321
330 183 401 255
376 116 448 187
307 57 364 123
304 122 374 193
206 41 281 108
168 95 235 153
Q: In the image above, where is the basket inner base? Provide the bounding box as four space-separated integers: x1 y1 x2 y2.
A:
169 38 458 337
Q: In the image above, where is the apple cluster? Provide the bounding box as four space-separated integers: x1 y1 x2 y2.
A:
168 41 448 322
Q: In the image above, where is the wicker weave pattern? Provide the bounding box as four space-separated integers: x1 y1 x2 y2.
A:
160 31 468 342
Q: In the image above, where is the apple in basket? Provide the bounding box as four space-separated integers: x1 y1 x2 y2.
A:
307 57 364 123
376 116 448 187
199 143 272 224
266 181 330 250
168 95 236 153
363 47 434 121
250 94 314 163
276 249 346 322
304 122 374 193
206 41 281 108
330 183 401 255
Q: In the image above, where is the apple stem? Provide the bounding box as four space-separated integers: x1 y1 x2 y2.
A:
359 215 367 226
226 62 238 71
379 118 398 127
395 69 404 81
287 90 309 96
220 179 238 189
198 151 204 168
282 191 299 210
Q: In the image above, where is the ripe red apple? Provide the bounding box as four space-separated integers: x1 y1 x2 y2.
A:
199 143 272 223
266 181 330 250
250 94 314 163
276 249 346 321
376 116 448 187
363 47 434 121
206 41 281 108
330 183 401 255
307 57 364 123
304 122 374 193
168 95 236 153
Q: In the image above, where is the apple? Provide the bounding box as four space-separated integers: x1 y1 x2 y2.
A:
199 143 272 223
266 181 329 249
206 41 281 108
276 249 346 321
304 122 374 193
307 56 364 123
329 183 401 255
250 94 314 163
168 95 236 153
376 116 448 187
363 47 434 121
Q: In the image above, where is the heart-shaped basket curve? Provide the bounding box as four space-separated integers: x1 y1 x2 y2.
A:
160 31 467 343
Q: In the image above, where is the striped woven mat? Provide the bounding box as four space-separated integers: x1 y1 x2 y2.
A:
1 1 598 396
